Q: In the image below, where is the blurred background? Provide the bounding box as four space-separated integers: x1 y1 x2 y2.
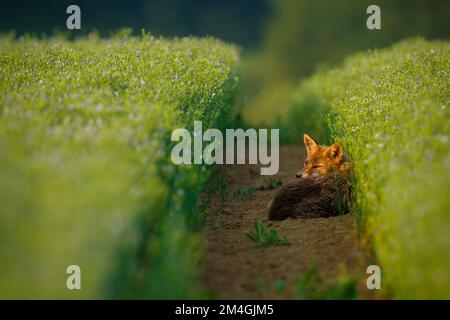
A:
2 0 449 126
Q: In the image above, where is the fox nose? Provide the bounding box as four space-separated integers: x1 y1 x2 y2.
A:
296 172 301 178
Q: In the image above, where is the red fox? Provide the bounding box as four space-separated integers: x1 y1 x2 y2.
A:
268 134 353 220
296 134 352 178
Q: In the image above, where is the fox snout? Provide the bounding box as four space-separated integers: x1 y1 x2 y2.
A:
296 171 317 178
295 171 308 178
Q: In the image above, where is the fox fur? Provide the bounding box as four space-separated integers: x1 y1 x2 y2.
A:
268 172 352 220
268 134 353 220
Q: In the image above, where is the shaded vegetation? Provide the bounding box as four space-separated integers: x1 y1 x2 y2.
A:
295 261 357 300
280 39 450 298
0 32 239 298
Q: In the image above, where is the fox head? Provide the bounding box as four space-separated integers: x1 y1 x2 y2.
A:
296 134 348 178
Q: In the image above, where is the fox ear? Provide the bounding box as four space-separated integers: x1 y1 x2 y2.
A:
303 134 319 154
327 143 343 161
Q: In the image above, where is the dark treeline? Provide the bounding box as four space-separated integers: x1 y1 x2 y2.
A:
0 0 270 47
2 0 449 82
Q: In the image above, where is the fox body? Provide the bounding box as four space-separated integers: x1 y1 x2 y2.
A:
269 134 353 220
268 173 351 220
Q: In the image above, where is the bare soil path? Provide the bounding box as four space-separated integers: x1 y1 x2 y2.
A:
201 145 372 299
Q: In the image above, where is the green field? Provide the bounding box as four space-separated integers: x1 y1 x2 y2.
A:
0 33 239 298
276 38 449 298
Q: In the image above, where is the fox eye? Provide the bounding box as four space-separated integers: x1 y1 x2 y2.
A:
312 165 322 169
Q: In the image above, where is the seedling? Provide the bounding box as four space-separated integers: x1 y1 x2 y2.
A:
244 219 290 247
258 178 282 190
211 218 222 230
234 187 257 201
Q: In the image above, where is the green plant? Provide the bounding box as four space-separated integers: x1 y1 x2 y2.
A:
273 279 286 294
245 219 290 247
259 178 282 190
211 218 222 230
217 176 230 212
234 186 257 200
295 261 357 300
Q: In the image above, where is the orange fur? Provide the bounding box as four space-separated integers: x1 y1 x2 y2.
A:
296 134 352 178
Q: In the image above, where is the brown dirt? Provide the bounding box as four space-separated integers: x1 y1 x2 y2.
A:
200 145 373 299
